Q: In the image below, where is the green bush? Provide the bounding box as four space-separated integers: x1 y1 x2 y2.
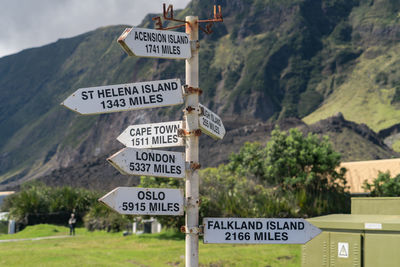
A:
83 202 131 232
1 182 100 229
363 171 400 196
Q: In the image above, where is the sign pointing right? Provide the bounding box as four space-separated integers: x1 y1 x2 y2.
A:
198 103 225 140
203 218 321 244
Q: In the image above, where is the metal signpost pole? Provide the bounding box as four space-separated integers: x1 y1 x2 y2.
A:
185 16 200 267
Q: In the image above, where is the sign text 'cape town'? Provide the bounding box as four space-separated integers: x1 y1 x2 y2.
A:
62 79 183 115
203 218 321 244
118 27 191 59
99 187 184 216
107 147 185 179
117 121 184 149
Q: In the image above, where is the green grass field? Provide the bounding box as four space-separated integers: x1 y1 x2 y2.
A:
0 224 301 266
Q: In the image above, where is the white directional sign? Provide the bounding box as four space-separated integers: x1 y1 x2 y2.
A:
199 104 226 140
61 79 183 115
99 187 184 216
107 147 185 178
203 218 321 244
118 27 191 59
117 121 184 149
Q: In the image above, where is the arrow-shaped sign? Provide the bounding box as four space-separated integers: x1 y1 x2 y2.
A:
118 27 191 59
62 79 183 115
99 187 184 216
203 218 321 244
199 103 226 140
117 121 184 149
107 147 185 179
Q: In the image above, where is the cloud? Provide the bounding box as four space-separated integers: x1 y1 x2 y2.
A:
0 0 190 58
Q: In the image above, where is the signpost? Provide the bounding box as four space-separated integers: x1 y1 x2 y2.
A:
198 103 225 140
62 78 183 115
99 187 184 216
59 4 323 267
203 218 322 244
107 147 185 179
117 121 184 149
118 27 191 59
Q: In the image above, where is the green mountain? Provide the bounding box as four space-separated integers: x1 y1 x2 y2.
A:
1 0 399 188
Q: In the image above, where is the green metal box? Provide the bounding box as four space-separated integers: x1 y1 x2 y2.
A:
302 197 400 267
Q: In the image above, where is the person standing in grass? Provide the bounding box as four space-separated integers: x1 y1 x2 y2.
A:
68 213 76 236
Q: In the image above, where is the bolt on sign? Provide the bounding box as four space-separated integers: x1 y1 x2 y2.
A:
198 103 225 140
117 121 184 149
99 187 184 216
61 79 183 115
107 147 185 179
118 27 191 59
203 218 322 244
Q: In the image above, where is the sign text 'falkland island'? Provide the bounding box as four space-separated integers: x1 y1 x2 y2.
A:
117 121 184 149
199 104 225 140
203 218 321 244
108 147 185 178
118 27 191 59
62 79 183 115
99 187 184 216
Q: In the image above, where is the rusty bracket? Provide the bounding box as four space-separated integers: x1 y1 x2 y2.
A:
178 129 202 137
190 40 200 51
198 5 224 35
185 162 202 172
198 105 204 116
183 105 201 114
180 225 203 235
152 4 223 34
183 85 203 95
152 4 188 31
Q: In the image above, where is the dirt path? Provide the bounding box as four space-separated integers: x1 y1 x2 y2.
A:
0 235 71 243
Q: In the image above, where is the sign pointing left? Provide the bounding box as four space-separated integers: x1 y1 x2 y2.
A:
108 147 185 179
61 78 183 115
99 187 184 216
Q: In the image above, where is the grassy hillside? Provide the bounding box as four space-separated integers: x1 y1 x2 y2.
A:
303 0 400 131
1 0 400 186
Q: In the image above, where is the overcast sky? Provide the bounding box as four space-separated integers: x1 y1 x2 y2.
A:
0 0 191 58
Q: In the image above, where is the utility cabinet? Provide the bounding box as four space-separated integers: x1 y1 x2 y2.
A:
302 197 400 267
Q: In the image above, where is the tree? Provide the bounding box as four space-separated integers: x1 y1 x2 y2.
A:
363 171 400 196
228 127 350 215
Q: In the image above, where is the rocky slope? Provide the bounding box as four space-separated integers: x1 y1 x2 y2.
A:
1 0 399 189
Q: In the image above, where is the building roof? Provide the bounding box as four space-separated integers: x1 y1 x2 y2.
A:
0 191 15 197
341 158 400 194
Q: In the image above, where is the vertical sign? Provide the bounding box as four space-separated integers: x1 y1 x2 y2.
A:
198 103 225 140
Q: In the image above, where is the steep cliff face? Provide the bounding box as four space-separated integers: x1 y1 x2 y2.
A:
1 0 399 187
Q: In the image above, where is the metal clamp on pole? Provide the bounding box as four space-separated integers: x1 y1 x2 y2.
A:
185 162 201 172
190 40 200 51
178 129 202 137
180 225 203 235
183 85 203 96
184 105 201 114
